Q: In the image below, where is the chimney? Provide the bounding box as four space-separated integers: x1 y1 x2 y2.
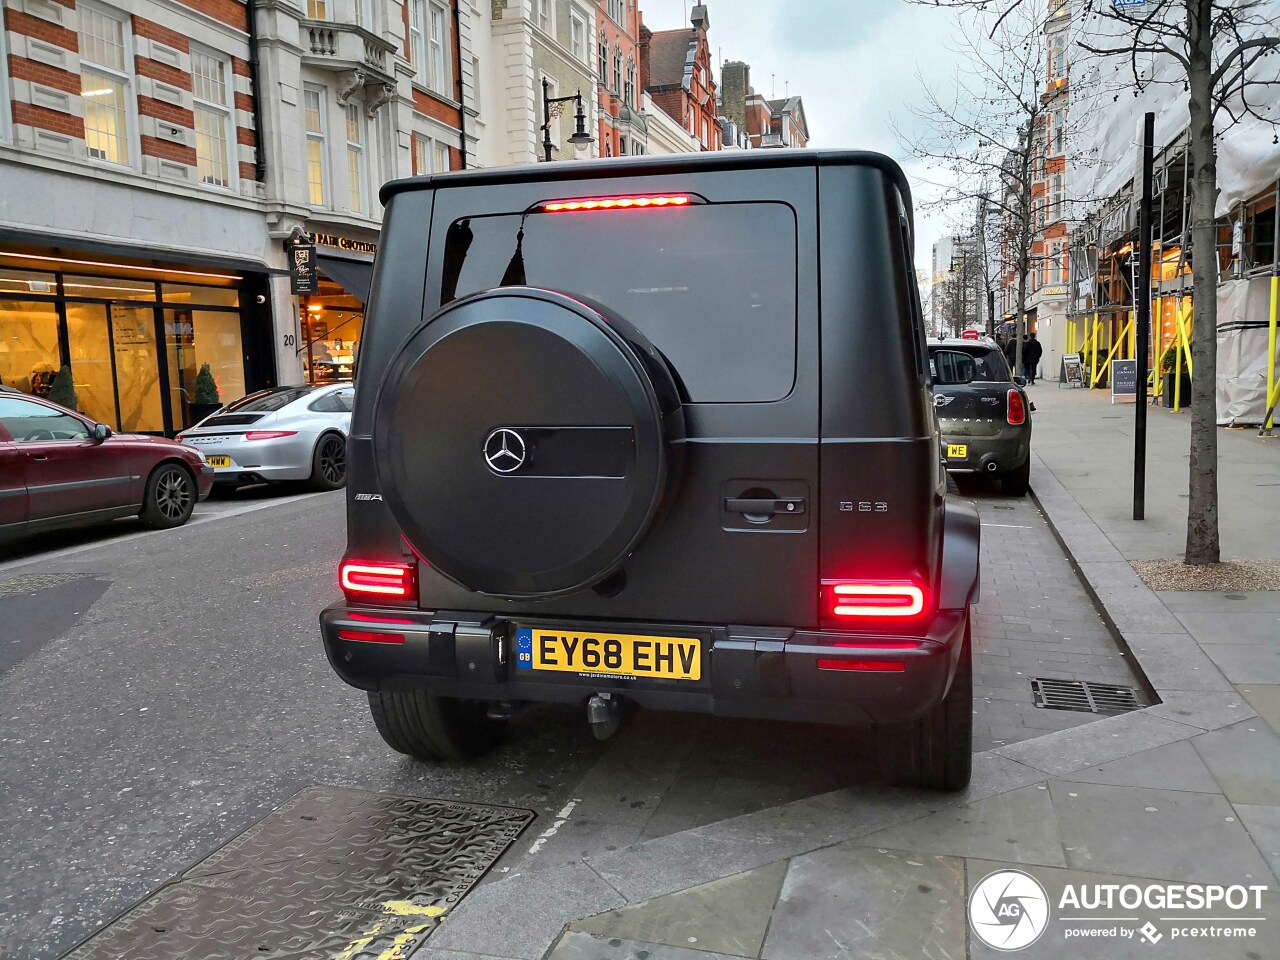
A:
639 23 653 93
720 60 749 132
691 4 709 33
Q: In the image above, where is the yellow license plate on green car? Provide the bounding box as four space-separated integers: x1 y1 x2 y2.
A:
516 628 701 680
947 444 968 459
206 456 231 468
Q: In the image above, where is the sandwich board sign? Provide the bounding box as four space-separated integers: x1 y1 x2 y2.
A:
1061 353 1085 387
1111 359 1138 403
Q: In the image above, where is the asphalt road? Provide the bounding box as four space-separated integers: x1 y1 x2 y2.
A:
0 478 1143 959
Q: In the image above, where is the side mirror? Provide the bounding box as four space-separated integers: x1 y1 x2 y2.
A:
91 423 112 442
1012 375 1027 387
932 350 977 386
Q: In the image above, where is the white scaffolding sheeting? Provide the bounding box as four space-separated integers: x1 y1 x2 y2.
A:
1216 277 1279 425
1068 1 1280 218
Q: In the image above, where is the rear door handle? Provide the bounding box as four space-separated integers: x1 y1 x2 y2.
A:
27 453 48 461
724 497 806 516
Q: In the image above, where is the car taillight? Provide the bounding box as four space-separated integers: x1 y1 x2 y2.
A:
1007 389 1026 425
244 431 299 441
340 560 416 601
338 629 405 644
541 194 693 213
822 581 926 619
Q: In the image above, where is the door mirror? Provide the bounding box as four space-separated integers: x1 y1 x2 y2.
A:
931 350 977 386
90 423 112 442
1012 375 1027 387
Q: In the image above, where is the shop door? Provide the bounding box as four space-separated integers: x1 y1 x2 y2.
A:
64 303 168 433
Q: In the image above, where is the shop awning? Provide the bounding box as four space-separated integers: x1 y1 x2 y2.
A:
316 255 372 304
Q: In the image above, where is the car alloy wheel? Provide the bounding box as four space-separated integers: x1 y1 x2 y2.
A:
319 435 346 484
156 468 193 521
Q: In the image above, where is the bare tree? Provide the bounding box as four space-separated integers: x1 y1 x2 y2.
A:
896 10 1049 373
921 0 1280 566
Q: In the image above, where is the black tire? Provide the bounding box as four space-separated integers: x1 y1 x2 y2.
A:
1001 457 1031 497
308 432 347 491
881 615 973 791
945 473 961 495
139 462 196 529
366 690 501 762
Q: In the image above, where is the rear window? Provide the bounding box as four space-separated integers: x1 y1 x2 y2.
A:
223 387 316 413
928 347 1010 382
438 203 798 402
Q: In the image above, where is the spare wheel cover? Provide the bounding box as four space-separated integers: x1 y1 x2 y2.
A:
373 288 680 598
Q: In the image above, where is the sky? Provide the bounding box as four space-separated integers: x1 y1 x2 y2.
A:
637 0 971 277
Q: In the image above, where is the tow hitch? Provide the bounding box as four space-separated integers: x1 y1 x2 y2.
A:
587 693 623 740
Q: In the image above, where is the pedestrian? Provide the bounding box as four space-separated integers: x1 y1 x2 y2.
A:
1023 331 1043 384
1003 334 1019 372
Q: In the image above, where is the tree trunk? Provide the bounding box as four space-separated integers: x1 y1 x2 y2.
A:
1184 0 1220 565
1014 130 1035 374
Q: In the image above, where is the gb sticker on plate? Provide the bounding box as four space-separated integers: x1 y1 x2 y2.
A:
516 628 533 670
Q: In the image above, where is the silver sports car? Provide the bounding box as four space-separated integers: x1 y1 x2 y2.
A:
177 384 352 490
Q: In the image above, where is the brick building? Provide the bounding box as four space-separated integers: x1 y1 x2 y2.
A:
0 0 475 427
720 59 808 150
638 2 717 151
592 0 644 156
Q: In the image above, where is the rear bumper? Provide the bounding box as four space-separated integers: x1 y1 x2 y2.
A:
197 465 215 500
319 605 969 727
941 425 1030 474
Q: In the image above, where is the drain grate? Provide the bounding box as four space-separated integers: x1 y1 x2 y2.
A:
62 786 534 960
1032 678 1142 714
0 573 90 599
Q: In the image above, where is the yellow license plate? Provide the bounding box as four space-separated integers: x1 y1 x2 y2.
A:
947 444 968 459
206 456 231 467
517 628 701 680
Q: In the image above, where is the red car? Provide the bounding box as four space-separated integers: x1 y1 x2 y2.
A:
0 389 214 542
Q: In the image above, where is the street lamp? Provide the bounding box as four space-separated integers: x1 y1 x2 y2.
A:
541 78 594 162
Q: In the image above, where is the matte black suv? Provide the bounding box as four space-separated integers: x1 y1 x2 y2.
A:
320 150 981 790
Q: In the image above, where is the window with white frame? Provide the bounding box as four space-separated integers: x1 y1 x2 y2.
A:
627 62 637 108
409 0 423 74
412 0 450 93
1052 108 1065 153
79 5 134 165
608 0 624 24
356 0 374 30
434 139 449 174
346 103 365 214
306 0 328 19
612 47 622 95
570 13 586 63
598 40 608 86
192 48 233 187
536 0 551 33
303 86 327 206
1050 173 1064 222
1049 31 1066 81
0 22 11 141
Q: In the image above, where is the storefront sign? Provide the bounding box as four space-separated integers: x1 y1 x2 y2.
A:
290 243 318 295
1111 358 1138 402
1041 284 1068 299
1062 353 1085 386
309 232 378 256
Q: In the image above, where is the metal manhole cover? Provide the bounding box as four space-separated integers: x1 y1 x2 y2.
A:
62 786 534 960
1032 678 1143 714
0 573 90 598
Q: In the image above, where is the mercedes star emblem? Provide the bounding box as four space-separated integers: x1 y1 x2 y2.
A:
484 428 528 474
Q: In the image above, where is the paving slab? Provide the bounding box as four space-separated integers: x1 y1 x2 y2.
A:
427 862 625 960
571 860 787 958
1048 780 1273 884
1169 610 1280 645
1239 684 1280 734
1233 804 1280 884
993 710 1200 777
761 845 965 960
855 784 1066 867
1061 740 1222 794
1190 720 1280 806
1123 633 1236 692
547 931 748 960
1144 691 1258 730
1201 643 1280 685
967 858 1280 959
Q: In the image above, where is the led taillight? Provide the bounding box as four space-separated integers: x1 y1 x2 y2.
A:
822 581 926 619
541 194 693 213
1007 389 1026 425
244 430 299 441
339 560 416 601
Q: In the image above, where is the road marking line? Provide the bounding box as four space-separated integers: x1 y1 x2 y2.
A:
981 523 1032 528
525 798 581 857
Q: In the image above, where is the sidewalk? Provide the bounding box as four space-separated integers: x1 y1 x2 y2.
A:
420 388 1280 960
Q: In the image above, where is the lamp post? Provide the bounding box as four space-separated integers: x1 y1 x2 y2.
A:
541 78 594 162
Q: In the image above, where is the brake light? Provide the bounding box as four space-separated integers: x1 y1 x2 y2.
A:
244 431 299 441
822 581 926 619
541 194 693 213
817 659 906 673
339 560 416 601
1007 389 1026 425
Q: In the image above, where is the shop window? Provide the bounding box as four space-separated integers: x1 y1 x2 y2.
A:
346 104 366 215
304 86 327 207
65 303 117 426
62 274 156 301
79 5 134 166
161 284 239 308
0 300 60 396
192 48 233 189
109 305 165 433
0 268 56 296
303 279 363 385
165 308 246 427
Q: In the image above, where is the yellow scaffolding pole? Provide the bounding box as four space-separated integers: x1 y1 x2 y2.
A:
1173 296 1193 412
1090 311 1101 386
1268 275 1278 431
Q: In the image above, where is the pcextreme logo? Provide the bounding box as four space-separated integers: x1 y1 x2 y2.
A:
969 869 1050 951
967 870 1270 950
